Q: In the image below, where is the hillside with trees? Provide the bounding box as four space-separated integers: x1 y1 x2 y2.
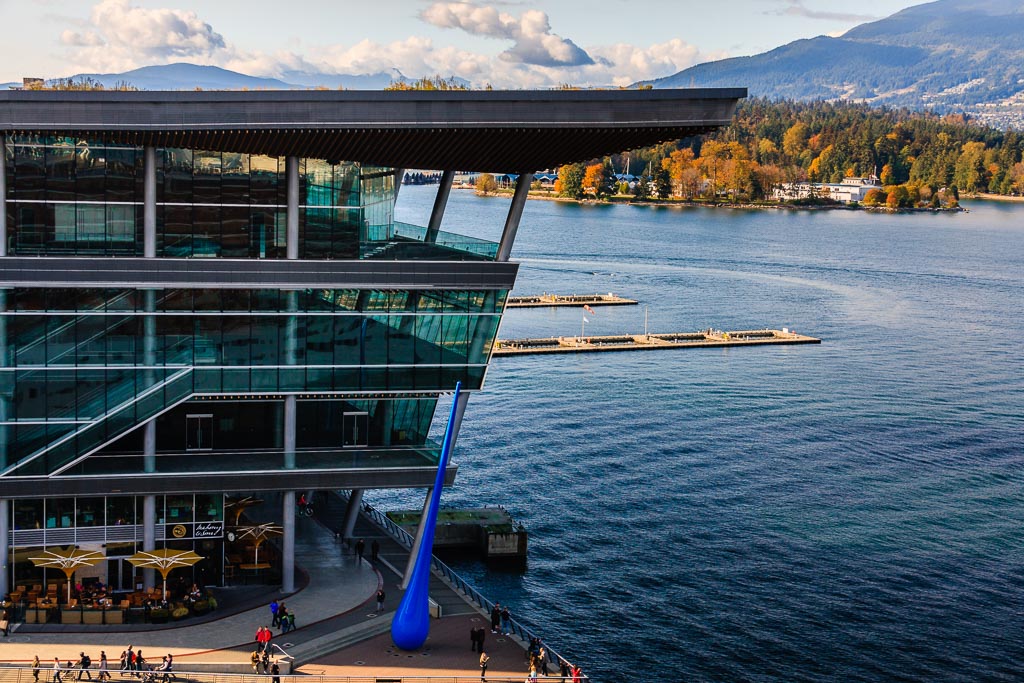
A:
552 99 1024 208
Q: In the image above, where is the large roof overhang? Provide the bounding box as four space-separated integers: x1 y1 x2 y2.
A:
0 88 745 172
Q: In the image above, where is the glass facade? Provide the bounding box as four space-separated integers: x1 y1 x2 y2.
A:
0 287 505 477
5 495 225 591
0 129 515 597
3 136 492 260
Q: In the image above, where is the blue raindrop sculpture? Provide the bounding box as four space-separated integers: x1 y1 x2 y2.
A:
391 381 461 650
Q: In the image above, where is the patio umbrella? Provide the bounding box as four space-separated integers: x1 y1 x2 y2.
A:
126 548 203 600
28 547 105 603
225 496 264 525
233 523 283 565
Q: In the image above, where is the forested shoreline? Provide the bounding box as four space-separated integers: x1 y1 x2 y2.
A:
543 99 1024 209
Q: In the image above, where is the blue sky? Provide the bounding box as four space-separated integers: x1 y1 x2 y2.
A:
3 0 922 86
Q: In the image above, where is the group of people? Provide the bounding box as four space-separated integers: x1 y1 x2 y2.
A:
248 649 280 680
37 647 174 683
490 602 512 636
474 604 585 682
267 599 296 633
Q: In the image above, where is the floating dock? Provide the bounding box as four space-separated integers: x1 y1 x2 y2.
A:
493 329 821 356
506 292 638 307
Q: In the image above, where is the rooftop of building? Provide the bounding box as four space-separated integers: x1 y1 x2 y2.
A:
0 88 746 172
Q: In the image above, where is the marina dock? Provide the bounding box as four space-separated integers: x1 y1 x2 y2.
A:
507 292 638 307
493 329 821 356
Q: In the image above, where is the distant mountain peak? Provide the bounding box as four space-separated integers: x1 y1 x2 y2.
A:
647 0 1024 129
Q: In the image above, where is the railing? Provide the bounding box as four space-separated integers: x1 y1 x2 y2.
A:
359 223 497 261
357 500 587 681
0 668 582 683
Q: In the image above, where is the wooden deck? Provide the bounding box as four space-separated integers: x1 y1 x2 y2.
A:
492 329 821 356
506 293 637 308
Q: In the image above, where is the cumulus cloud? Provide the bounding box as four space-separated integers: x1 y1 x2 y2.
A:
58 0 713 88
420 3 593 67
61 0 226 72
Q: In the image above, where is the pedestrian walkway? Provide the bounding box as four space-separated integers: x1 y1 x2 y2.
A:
0 493 544 682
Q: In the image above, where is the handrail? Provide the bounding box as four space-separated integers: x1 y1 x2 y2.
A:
0 668 581 683
357 499 587 681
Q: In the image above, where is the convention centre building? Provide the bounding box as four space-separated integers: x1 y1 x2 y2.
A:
0 88 744 599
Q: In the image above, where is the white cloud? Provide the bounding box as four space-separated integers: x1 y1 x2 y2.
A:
61 0 226 72
420 3 593 67
58 0 715 88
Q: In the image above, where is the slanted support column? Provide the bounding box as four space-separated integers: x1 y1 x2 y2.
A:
286 156 299 260
401 489 433 589
0 137 7 257
282 491 295 593
143 146 156 258
143 495 156 590
341 489 364 543
425 170 455 243
0 498 9 598
393 168 405 203
496 173 533 262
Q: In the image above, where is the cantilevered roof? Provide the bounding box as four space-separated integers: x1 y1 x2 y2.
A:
0 88 745 172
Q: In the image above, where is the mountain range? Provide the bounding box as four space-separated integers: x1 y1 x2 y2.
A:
5 1 1022 129
647 0 1024 128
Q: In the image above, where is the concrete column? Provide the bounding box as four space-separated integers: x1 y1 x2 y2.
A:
143 290 157 474
401 489 433 589
142 495 156 590
286 156 299 260
496 173 534 262
0 498 9 598
0 136 7 257
283 396 296 470
282 491 295 593
425 170 455 243
341 489 364 542
143 146 156 258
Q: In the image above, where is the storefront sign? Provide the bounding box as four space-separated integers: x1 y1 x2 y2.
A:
194 521 224 538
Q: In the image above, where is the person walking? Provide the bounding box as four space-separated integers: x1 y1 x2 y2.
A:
355 538 365 561
375 589 385 613
371 539 380 562
98 652 110 682
77 652 93 680
270 661 280 683
254 626 264 653
269 599 280 628
53 658 63 683
479 651 490 682
260 651 270 675
537 645 549 676
250 651 260 674
477 627 486 655
33 655 41 683
470 626 479 652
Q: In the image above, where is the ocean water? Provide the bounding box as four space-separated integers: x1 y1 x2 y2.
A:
389 187 1024 682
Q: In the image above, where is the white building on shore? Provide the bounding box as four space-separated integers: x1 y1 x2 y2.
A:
773 176 882 204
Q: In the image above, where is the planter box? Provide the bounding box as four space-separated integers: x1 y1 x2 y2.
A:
105 610 124 625
82 610 104 625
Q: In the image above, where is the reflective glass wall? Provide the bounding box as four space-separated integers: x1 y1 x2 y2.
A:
3 137 396 259
0 287 505 477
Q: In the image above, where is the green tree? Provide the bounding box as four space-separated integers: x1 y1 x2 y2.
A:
475 173 498 195
632 176 651 200
556 163 586 199
655 168 671 199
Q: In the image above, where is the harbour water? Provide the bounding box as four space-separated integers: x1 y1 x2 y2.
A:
389 187 1024 682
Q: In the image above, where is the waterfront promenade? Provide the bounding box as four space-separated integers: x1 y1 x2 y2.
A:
0 502 540 681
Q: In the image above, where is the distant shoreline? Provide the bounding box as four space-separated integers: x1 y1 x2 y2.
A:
460 187 965 213
968 193 1024 203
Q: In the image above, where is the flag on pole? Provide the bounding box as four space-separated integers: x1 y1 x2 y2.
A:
583 304 596 315
582 317 590 323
